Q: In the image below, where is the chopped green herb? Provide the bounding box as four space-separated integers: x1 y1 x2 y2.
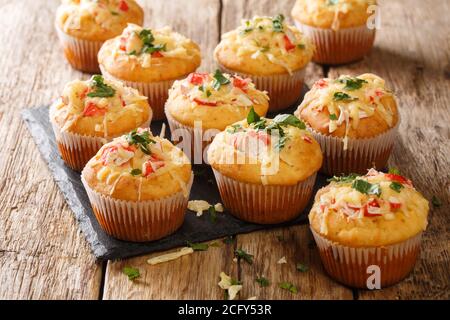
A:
212 69 230 91
87 75 116 98
389 167 401 175
352 179 382 196
186 241 209 251
337 77 368 91
122 266 140 281
276 235 284 242
128 50 137 55
247 107 261 124
269 114 306 130
235 249 254 265
227 124 243 134
137 29 167 55
296 263 309 273
432 196 442 208
110 11 119 16
209 205 217 223
329 113 338 120
223 236 235 245
241 27 254 35
297 44 305 49
274 135 288 150
279 282 298 294
390 181 404 193
209 241 222 247
130 168 142 176
231 278 242 286
260 45 270 52
272 14 285 32
126 129 155 155
333 92 357 102
256 277 270 287
328 173 360 183
258 25 264 31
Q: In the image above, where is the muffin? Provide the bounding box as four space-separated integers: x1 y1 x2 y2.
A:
81 128 193 241
50 75 152 171
165 70 270 161
98 23 202 120
309 169 429 288
55 0 144 73
207 109 322 224
295 73 399 176
291 0 377 65
214 15 314 112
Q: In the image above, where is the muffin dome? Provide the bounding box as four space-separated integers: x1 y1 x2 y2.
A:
166 70 269 131
207 111 323 185
50 75 151 138
56 0 144 41
214 15 314 76
309 169 429 247
82 128 192 201
295 73 398 145
291 0 377 30
98 24 202 82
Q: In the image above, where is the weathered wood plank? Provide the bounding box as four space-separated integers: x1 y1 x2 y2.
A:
327 0 450 299
0 0 102 299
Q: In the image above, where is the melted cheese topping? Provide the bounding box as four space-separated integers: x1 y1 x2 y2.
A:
168 72 269 108
110 24 200 68
219 16 314 74
52 75 148 137
299 73 396 141
312 169 429 236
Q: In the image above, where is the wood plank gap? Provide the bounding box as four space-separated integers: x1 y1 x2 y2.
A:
98 260 107 300
217 0 224 44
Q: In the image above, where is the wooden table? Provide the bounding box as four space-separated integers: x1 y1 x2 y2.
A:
0 0 448 300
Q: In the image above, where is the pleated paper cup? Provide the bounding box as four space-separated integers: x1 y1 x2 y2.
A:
81 175 193 242
213 169 316 224
310 228 422 288
50 107 151 172
101 66 180 120
294 22 376 65
218 64 306 112
307 121 399 176
55 25 103 73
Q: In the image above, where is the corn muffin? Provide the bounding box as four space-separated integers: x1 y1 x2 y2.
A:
295 73 399 176
165 70 269 161
50 75 152 171
55 0 144 72
99 23 202 120
208 109 322 224
292 0 377 65
309 169 429 288
214 15 314 112
82 128 193 241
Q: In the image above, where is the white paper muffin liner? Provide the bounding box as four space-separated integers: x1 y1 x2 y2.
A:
310 228 422 288
55 24 103 73
213 169 316 224
81 175 193 242
306 120 399 176
295 22 376 65
101 66 183 120
50 105 151 172
218 65 306 112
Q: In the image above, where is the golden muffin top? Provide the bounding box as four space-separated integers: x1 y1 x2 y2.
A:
56 0 144 41
214 15 314 75
309 169 429 247
295 73 398 146
98 24 202 82
82 128 192 201
291 0 377 30
166 70 269 130
50 75 151 138
207 109 323 185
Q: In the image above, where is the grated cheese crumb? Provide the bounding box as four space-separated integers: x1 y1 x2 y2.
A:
147 247 194 265
214 203 224 212
187 200 211 216
277 256 287 264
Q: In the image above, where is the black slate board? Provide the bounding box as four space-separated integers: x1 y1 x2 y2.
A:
22 106 328 260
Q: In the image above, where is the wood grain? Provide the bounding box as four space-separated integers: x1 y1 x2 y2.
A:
327 0 450 299
0 0 102 299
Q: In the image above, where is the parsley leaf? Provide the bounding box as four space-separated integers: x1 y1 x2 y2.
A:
130 168 142 176
212 69 230 90
297 44 305 49
296 263 309 272
227 124 242 134
223 236 235 245
247 106 261 124
432 196 442 208
137 29 167 55
333 92 357 102
337 77 368 91
126 129 155 155
389 167 401 175
256 277 270 287
209 205 217 223
235 248 254 265
122 266 140 281
279 282 298 294
186 241 209 251
329 113 338 120
87 75 116 98
269 114 306 130
327 173 360 183
352 179 382 196
390 181 404 193
272 14 285 32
